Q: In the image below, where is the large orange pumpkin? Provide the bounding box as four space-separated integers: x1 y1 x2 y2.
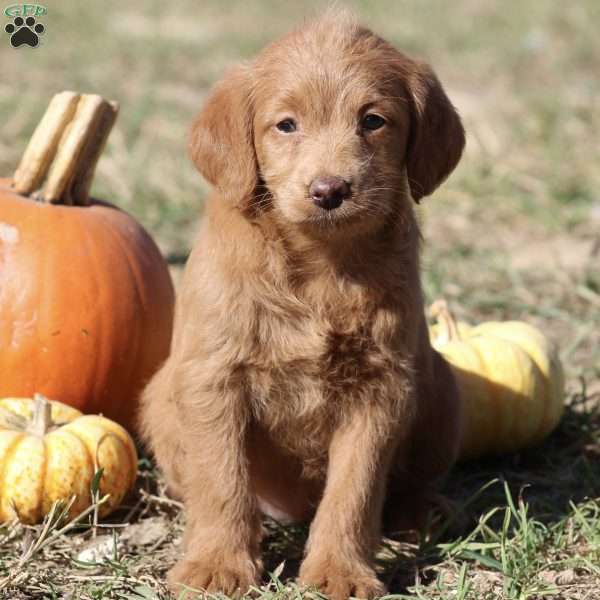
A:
0 92 174 431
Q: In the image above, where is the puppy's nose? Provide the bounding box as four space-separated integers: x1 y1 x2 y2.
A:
309 176 351 210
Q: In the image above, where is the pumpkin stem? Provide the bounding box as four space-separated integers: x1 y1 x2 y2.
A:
12 92 119 206
13 92 80 196
429 299 462 344
28 394 53 437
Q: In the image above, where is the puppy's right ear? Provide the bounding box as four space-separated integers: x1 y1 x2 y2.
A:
188 66 257 204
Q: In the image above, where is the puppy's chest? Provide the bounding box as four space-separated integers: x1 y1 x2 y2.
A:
245 296 403 436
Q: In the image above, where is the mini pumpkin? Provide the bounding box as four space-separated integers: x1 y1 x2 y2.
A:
0 92 174 431
0 394 137 524
429 300 565 460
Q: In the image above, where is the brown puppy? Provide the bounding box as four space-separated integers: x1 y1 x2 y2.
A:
140 12 465 600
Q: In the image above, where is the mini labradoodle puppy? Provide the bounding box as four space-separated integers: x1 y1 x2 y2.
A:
140 12 465 600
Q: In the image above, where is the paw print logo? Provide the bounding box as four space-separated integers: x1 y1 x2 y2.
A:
5 16 45 48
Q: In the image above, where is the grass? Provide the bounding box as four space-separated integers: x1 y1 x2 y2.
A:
0 0 599 598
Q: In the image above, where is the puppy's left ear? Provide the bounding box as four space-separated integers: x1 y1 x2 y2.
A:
405 62 465 202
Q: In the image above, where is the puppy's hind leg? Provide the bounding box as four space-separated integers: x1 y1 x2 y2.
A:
384 348 462 536
138 358 186 499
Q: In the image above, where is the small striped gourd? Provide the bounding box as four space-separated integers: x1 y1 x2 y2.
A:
429 301 565 460
0 394 137 524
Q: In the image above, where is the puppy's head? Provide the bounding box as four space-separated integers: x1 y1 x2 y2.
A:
190 14 465 235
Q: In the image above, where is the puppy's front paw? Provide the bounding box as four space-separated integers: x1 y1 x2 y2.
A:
168 554 261 597
299 557 386 600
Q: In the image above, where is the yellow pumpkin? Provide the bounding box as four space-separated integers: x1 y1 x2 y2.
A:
0 394 137 524
429 301 565 460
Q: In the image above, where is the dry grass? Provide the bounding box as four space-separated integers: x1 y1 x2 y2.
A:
0 1 599 598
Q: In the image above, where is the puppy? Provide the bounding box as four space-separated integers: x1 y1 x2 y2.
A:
140 12 465 600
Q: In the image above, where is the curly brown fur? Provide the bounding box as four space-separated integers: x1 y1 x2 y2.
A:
140 11 465 600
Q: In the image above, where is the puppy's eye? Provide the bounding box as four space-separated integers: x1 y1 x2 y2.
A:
276 119 297 133
362 114 386 131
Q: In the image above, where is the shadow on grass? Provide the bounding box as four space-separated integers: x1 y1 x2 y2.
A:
388 377 600 592
444 379 600 528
